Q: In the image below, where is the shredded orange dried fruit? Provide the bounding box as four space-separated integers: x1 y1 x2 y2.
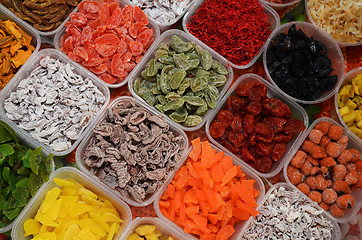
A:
0 19 34 90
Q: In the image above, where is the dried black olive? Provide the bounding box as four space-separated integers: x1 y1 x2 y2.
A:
266 24 338 101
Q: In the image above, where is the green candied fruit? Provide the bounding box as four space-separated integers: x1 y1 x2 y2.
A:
177 77 191 95
158 55 174 65
183 96 205 106
173 53 190 70
212 59 228 75
139 87 157 106
184 115 203 127
195 45 212 70
170 69 186 90
165 92 182 101
169 108 188 123
195 69 210 79
204 85 218 108
188 59 200 69
196 101 208 116
155 104 165 113
209 74 227 87
146 59 158 77
155 49 169 59
156 95 167 105
190 76 208 92
163 98 185 112
169 35 195 53
186 51 200 60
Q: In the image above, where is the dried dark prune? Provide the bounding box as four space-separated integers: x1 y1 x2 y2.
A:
267 24 338 101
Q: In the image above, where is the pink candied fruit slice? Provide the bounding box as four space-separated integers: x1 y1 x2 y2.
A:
115 27 127 36
95 44 117 57
92 25 107 40
90 63 108 75
95 33 120 45
70 12 87 27
68 51 83 62
109 2 119 16
120 5 133 25
124 62 136 72
81 26 92 44
117 39 128 56
63 36 74 53
74 46 89 61
122 51 132 62
99 72 117 84
129 41 143 56
133 5 148 25
78 0 99 14
136 28 153 47
85 12 98 20
129 22 143 39
87 19 101 29
107 6 122 29
99 3 110 25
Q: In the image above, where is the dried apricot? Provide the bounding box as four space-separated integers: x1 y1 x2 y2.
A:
308 129 323 144
336 194 354 209
345 170 358 185
322 188 337 204
328 125 343 141
319 136 331 148
297 182 310 196
314 121 331 135
333 164 348 181
349 149 360 162
326 142 342 158
291 150 307 168
330 204 345 218
308 191 322 204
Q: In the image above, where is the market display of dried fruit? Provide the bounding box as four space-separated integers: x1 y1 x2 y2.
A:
0 0 81 32
266 24 338 101
209 79 306 173
60 0 154 85
286 120 362 218
0 19 35 90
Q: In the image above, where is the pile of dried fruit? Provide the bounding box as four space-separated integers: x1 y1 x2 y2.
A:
307 0 361 44
0 0 81 32
241 185 336 239
159 139 260 240
61 0 154 85
209 79 305 173
83 99 187 203
0 120 53 228
287 120 362 218
133 35 228 127
266 24 338 101
337 74 362 139
0 19 34 90
23 177 123 239
127 224 174 240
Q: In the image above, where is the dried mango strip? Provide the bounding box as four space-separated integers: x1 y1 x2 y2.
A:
0 19 34 90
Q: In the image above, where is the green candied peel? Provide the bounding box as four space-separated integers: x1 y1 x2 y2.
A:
0 120 53 227
134 35 229 127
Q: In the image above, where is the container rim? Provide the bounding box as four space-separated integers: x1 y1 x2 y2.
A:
260 0 301 8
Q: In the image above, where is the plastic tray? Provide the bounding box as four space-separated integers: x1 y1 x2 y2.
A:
120 217 189 240
182 0 280 69
260 0 301 13
153 143 266 240
238 182 341 239
0 148 54 234
124 0 200 32
54 0 161 89
263 21 345 105
0 49 111 157
205 73 308 179
0 1 78 37
0 4 40 86
76 96 189 207
128 29 234 132
305 0 362 48
11 167 132 240
283 117 362 223
334 67 362 145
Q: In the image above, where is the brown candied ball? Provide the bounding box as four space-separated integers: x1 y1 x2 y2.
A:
301 140 317 153
305 176 318 190
333 164 348 181
301 161 319 176
311 145 327 159
326 142 342 158
319 136 331 148
308 191 322 204
330 204 345 218
337 150 353 165
314 121 331 135
336 194 355 209
287 165 304 185
309 129 323 144
349 149 361 162
320 157 337 168
297 182 310 196
291 150 307 168
322 188 338 204
332 180 351 194
345 162 356 172
345 170 358 185
315 175 329 191
319 201 330 211
328 125 344 141
307 155 319 167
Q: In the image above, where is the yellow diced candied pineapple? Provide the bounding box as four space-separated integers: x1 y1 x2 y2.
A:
24 219 41 237
54 178 75 188
103 212 122 223
135 224 156 236
343 111 356 123
41 188 60 214
64 224 80 240
128 233 143 240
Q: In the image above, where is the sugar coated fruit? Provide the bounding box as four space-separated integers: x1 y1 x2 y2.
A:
127 224 174 240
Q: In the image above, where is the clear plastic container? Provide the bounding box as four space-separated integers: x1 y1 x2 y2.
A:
238 182 341 239
153 143 266 240
0 49 111 157
120 217 189 240
75 96 189 207
305 0 362 48
11 167 132 240
0 1 78 37
182 0 280 69
124 0 200 32
283 117 362 223
0 4 40 85
0 149 54 234
335 67 362 145
263 21 345 105
53 1 161 89
128 29 234 132
205 73 309 179
260 0 301 13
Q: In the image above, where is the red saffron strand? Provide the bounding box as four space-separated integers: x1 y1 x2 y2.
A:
187 0 271 66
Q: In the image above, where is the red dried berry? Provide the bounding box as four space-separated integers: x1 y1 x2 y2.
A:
336 194 354 209
322 188 337 204
291 150 307 168
254 157 272 173
273 133 292 143
308 129 323 144
227 131 244 147
337 150 353 165
243 113 255 135
319 135 331 148
271 143 286 161
254 122 271 136
332 180 351 194
262 98 290 117
314 121 331 135
263 116 287 133
310 145 327 159
246 101 261 115
256 132 274 143
308 191 322 204
333 164 348 181
284 118 306 135
217 109 234 128
248 88 261 102
240 147 255 162
345 170 358 185
297 182 310 195
287 165 304 185
231 115 243 132
349 149 360 162
209 121 226 138
256 142 273 157
301 140 317 154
